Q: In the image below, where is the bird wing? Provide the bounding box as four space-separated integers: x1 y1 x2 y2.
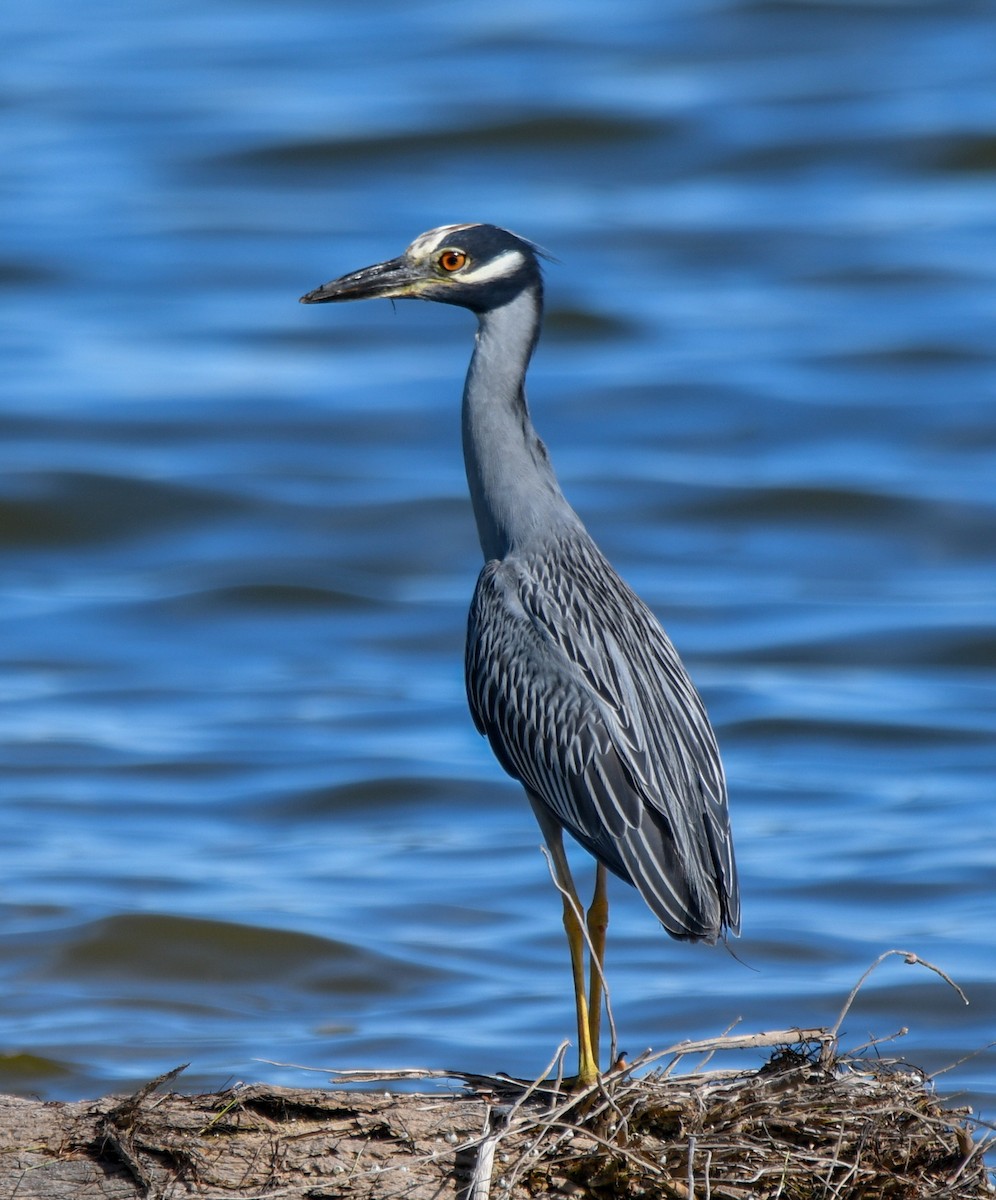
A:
465 538 739 943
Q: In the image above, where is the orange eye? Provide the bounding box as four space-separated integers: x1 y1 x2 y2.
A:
439 250 467 272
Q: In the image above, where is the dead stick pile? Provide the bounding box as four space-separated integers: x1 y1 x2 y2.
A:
1 1028 993 1200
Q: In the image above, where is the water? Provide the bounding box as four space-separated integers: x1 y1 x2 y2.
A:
1 0 994 1130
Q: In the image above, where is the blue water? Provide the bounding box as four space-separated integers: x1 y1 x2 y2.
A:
1 0 994 1131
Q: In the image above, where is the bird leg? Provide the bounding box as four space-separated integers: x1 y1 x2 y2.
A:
543 832 600 1086
586 863 609 1069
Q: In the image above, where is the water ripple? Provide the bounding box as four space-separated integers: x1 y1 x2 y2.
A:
0 0 993 1121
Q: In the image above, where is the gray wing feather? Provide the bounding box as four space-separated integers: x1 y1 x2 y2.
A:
466 533 739 943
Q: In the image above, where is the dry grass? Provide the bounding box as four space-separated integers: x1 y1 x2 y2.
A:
450 1041 992 1200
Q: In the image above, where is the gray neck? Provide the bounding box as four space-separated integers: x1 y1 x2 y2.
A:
461 286 580 562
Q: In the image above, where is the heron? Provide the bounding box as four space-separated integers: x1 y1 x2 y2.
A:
300 223 740 1085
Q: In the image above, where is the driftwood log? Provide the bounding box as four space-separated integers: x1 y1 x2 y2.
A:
1 1031 993 1200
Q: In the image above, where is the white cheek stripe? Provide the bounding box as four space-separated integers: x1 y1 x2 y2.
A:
459 249 525 284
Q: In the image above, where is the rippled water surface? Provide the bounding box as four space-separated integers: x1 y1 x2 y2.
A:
2 0 994 1123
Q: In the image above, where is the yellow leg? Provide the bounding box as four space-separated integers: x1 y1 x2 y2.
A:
544 831 600 1086
586 863 609 1068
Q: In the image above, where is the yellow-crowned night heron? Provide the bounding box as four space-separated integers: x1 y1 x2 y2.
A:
301 224 740 1085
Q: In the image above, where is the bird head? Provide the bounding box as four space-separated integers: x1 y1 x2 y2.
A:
300 223 544 314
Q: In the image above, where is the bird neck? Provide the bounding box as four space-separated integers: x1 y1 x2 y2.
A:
462 286 578 562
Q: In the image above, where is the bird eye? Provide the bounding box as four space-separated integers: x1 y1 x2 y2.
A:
439 250 467 273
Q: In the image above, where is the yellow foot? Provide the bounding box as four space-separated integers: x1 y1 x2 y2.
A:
562 1052 627 1092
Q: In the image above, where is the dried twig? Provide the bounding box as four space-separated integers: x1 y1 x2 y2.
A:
830 949 969 1043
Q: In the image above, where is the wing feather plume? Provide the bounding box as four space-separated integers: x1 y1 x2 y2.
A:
465 533 739 943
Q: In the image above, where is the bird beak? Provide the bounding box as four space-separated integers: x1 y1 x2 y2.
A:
299 256 420 304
